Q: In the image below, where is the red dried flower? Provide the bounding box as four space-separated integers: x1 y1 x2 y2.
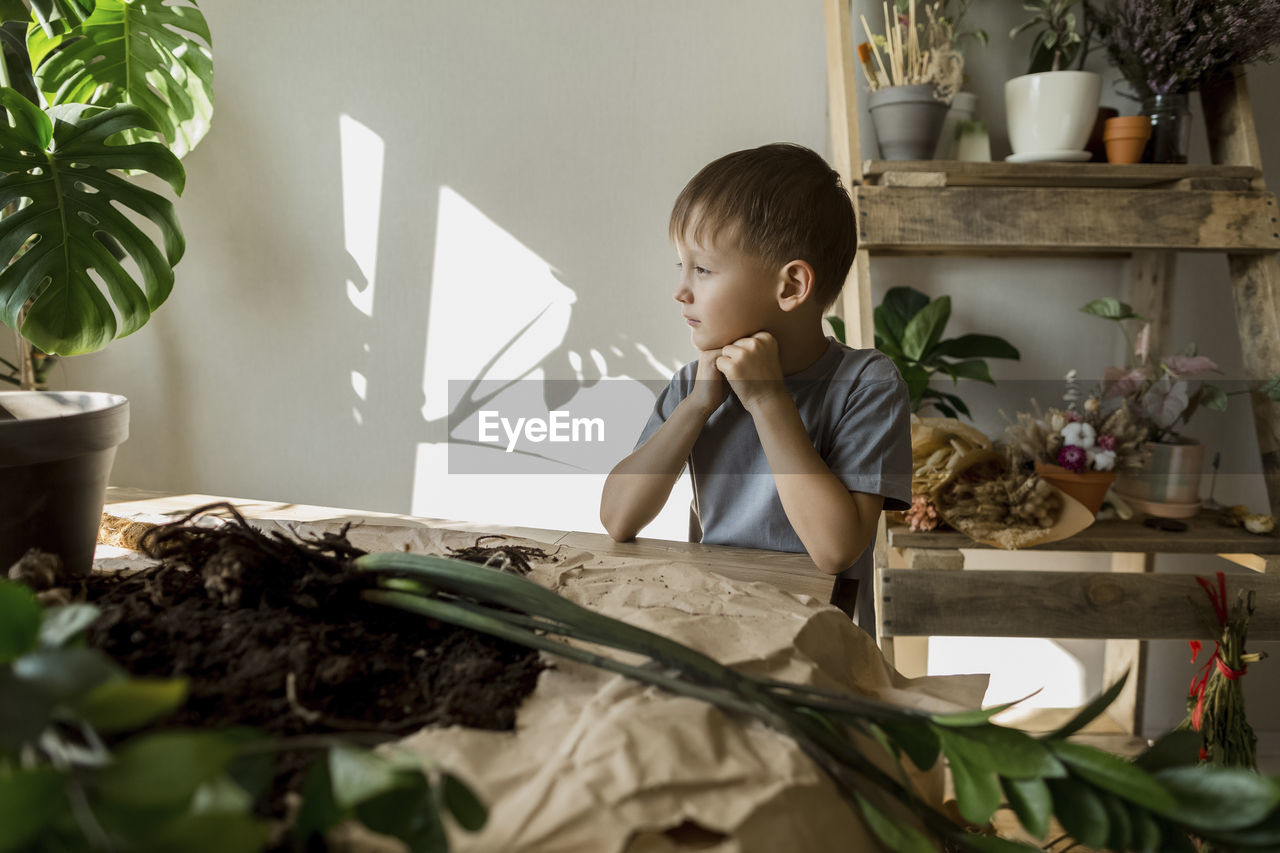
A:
1097 433 1118 452
1057 444 1088 472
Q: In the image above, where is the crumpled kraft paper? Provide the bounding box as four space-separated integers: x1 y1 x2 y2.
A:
97 511 991 853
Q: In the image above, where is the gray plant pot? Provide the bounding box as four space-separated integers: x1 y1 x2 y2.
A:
1 391 129 576
867 85 949 160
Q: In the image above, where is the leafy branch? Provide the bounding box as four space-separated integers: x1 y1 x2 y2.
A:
353 551 1280 852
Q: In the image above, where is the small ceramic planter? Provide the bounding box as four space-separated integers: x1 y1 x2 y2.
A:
1004 71 1102 160
1114 439 1204 517
1103 115 1152 164
867 85 949 160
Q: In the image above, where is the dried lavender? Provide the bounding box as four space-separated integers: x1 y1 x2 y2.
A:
1089 0 1280 98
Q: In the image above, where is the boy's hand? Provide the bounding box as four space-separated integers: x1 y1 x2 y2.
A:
716 332 787 412
689 348 729 415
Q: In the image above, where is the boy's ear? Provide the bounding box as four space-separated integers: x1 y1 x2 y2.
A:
776 259 816 312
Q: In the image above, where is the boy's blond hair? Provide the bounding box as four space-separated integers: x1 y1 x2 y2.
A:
669 143 857 312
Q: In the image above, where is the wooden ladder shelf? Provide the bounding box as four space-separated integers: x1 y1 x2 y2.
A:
823 0 1280 740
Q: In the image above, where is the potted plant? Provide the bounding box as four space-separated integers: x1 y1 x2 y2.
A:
1084 297 1280 516
1004 371 1152 516
827 285 1022 420
1005 0 1101 162
0 0 213 574
1088 0 1280 164
857 1 965 159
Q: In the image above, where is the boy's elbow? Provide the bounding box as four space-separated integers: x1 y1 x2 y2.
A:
599 506 637 543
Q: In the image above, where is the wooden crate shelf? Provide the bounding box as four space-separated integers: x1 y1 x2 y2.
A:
887 510 1280 556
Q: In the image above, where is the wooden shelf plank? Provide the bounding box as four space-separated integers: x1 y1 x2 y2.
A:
880 569 1280 639
856 186 1280 254
861 159 1261 188
887 511 1280 554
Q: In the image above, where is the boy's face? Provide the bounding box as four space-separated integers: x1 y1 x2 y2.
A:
672 227 781 351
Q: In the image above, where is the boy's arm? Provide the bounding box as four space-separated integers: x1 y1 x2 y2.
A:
600 351 726 542
747 393 884 573
717 333 884 574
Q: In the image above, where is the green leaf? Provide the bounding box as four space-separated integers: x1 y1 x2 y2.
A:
0 93 186 356
825 314 846 345
1206 809 1280 848
30 0 214 158
1102 789 1133 851
1081 297 1144 322
95 731 241 808
938 359 994 385
1152 765 1280 830
898 361 931 410
1126 802 1163 853
131 811 268 853
1001 776 1051 839
11 646 122 700
930 389 972 419
1260 375 1280 401
878 286 930 345
939 726 1065 780
1047 741 1178 815
356 771 448 853
72 677 187 732
854 791 935 853
0 669 55 747
939 728 1003 825
329 745 404 810
0 579 41 663
901 295 951 361
930 698 1022 727
292 757 341 843
880 719 941 772
0 766 65 852
38 602 99 648
930 333 1020 361
440 771 487 832
1045 671 1128 740
1132 729 1201 774
1199 382 1228 412
1046 776 1109 848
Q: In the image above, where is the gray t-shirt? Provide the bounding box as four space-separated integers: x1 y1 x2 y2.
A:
634 337 912 622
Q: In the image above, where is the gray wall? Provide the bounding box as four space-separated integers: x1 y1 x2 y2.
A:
7 1 1275 763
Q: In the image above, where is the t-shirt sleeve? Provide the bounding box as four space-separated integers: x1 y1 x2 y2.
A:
824 372 913 512
632 368 692 452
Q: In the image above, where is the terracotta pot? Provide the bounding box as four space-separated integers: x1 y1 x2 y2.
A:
1104 116 1152 165
1034 461 1117 517
1086 107 1119 161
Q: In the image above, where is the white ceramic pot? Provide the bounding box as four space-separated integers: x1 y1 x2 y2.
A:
1004 71 1102 156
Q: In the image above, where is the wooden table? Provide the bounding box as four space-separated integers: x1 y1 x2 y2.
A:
103 488 835 603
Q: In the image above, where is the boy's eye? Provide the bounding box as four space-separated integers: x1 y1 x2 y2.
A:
675 262 710 276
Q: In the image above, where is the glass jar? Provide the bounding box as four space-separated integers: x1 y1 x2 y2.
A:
1141 93 1192 164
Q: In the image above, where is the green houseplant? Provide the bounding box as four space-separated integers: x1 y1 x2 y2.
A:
1005 0 1101 161
830 285 1021 421
0 0 213 574
1084 297 1280 516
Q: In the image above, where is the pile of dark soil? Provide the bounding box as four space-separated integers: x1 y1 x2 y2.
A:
80 505 551 738
14 505 564 834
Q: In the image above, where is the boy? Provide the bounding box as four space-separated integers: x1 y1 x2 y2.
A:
599 143 912 629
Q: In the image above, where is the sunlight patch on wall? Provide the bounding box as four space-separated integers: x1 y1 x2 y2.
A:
339 114 384 318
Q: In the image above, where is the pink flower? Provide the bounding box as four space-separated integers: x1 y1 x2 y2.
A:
1066 410 1082 422
1097 433 1117 451
1057 444 1088 472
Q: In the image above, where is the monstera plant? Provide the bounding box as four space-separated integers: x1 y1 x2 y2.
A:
0 0 212 387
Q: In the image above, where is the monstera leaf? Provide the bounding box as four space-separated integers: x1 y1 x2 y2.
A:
0 88 184 355
28 0 212 158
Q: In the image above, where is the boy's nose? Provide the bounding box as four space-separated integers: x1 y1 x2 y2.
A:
673 282 692 303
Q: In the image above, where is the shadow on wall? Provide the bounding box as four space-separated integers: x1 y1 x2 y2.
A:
408 185 683 529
